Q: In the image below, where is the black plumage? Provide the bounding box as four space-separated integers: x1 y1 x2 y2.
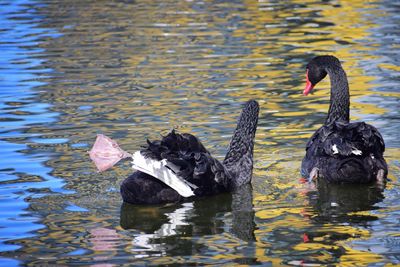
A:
121 100 259 204
301 56 387 184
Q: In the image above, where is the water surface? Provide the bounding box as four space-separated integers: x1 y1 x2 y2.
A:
0 0 399 266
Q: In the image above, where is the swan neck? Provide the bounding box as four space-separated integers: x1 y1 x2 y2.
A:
223 100 259 188
325 65 350 124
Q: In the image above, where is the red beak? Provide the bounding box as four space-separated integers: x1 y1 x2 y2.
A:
303 69 314 95
303 80 314 95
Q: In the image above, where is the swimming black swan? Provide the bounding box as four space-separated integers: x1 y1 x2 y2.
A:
120 100 259 204
301 55 387 184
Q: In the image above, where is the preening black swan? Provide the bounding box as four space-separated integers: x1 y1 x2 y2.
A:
301 55 387 184
120 100 259 204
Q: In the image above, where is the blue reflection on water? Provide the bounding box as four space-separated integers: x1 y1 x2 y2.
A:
0 0 71 259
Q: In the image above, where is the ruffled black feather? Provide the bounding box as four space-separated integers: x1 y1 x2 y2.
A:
121 100 259 204
302 121 387 183
140 129 229 193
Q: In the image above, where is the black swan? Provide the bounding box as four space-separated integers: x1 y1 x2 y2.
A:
116 100 259 204
301 55 387 184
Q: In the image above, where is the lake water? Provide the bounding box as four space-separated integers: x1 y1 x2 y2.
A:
0 0 399 266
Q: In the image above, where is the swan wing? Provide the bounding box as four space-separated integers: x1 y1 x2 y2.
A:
131 151 196 197
140 130 230 193
306 122 385 158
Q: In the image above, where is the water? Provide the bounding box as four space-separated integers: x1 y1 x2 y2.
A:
0 0 399 265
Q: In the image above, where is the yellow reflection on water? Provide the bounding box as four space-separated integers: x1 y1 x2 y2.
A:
10 0 398 266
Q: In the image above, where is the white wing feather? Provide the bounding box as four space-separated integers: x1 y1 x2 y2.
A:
131 151 197 197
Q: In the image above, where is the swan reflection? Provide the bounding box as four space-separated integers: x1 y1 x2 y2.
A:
308 179 385 221
120 183 256 255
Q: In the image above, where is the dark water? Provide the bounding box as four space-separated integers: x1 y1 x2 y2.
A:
0 0 399 266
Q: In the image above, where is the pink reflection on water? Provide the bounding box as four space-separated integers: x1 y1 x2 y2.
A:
89 227 122 267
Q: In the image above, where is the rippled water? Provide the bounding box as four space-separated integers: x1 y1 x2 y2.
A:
0 0 399 266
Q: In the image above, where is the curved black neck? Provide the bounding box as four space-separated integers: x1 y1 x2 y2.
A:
223 100 259 188
325 65 350 124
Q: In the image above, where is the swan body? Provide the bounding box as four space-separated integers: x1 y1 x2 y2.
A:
301 56 387 184
121 100 259 204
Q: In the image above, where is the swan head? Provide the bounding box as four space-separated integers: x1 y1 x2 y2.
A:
303 56 341 95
